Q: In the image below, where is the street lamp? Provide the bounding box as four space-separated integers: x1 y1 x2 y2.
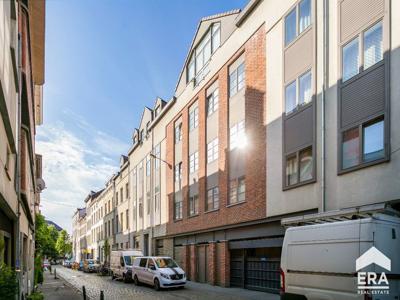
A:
149 153 172 169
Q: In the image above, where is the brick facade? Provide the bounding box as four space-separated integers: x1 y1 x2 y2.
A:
166 25 266 235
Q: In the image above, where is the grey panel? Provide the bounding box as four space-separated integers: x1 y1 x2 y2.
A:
207 160 219 177
173 246 183 267
341 65 385 128
206 80 219 97
229 91 245 127
340 0 384 43
284 105 314 154
189 182 199 197
206 113 218 142
229 148 246 179
229 53 245 74
195 232 214 243
229 237 283 249
207 172 219 189
189 128 199 154
174 236 187 246
284 29 313 83
225 222 284 240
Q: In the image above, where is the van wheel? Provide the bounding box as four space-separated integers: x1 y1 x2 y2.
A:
111 272 116 280
133 275 140 286
123 274 129 283
154 278 161 291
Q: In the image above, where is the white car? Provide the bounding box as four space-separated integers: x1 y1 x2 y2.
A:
132 256 186 290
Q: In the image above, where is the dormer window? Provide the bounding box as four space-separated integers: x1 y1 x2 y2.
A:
187 22 221 83
154 105 161 118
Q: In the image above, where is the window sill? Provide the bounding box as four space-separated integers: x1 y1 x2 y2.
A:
284 100 313 119
173 218 183 223
284 24 312 50
226 200 246 208
188 213 199 219
204 208 219 214
283 178 316 191
338 156 389 176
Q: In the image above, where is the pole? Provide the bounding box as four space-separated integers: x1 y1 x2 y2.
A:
82 286 87 300
100 290 104 300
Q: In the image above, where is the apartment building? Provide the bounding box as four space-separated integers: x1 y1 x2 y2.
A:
84 190 103 260
72 208 86 262
72 0 400 294
0 0 45 297
101 176 115 260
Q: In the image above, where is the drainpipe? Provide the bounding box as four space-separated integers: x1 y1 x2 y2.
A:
321 0 328 213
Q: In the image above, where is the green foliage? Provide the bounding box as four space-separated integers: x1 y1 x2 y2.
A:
27 291 44 300
34 255 44 285
0 263 18 298
103 239 110 263
35 214 59 259
55 230 72 258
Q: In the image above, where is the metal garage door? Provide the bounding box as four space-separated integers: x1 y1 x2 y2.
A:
197 244 208 283
230 248 281 293
173 246 183 267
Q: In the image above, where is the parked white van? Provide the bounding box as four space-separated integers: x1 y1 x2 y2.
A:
110 249 143 283
280 213 400 300
132 256 186 290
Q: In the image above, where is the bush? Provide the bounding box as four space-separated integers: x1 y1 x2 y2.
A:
34 255 44 285
27 291 44 300
0 263 18 298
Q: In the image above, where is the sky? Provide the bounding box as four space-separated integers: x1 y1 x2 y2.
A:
37 0 248 233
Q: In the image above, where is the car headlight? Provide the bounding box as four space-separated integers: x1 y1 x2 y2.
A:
160 273 170 279
183 273 186 279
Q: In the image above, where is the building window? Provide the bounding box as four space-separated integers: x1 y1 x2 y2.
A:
207 138 219 163
174 195 182 220
342 118 385 170
364 22 383 70
230 120 246 150
146 159 151 177
212 23 221 51
189 107 199 131
196 31 211 74
285 0 311 46
120 187 123 202
189 151 199 174
126 183 129 198
342 38 359 81
154 144 161 170
229 177 245 204
120 212 123 231
154 105 161 118
115 192 118 206
207 187 219 211
189 194 199 216
175 123 182 143
285 70 312 114
285 146 313 187
126 209 129 230
229 62 245 97
207 88 219 116
175 162 182 182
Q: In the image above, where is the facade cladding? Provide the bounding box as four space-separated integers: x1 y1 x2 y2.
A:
72 0 400 294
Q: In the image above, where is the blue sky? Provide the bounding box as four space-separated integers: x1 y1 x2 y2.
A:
37 0 248 232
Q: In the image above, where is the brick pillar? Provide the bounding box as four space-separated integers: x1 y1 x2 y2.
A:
207 242 217 285
181 244 190 276
218 240 230 287
189 243 197 281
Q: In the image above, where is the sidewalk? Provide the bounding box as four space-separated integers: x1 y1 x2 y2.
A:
39 269 82 300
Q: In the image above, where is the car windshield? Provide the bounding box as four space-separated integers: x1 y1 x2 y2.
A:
87 260 95 264
124 256 136 266
155 258 178 268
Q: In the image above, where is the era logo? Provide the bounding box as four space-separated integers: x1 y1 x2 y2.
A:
356 247 391 295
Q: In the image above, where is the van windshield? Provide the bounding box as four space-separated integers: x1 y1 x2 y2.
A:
124 256 136 266
155 258 178 268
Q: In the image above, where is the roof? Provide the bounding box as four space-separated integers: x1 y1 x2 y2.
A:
46 220 63 231
84 189 104 203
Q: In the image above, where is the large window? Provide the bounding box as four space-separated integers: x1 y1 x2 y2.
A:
341 118 385 170
207 88 219 116
285 147 313 187
207 138 219 163
207 187 219 211
174 162 182 182
189 194 199 216
229 62 245 97
285 0 311 46
189 107 199 131
229 177 245 205
342 21 382 82
187 23 221 82
285 70 312 114
175 123 182 143
230 120 246 150
189 151 199 174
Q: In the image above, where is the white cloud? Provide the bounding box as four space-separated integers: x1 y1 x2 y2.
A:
36 112 130 233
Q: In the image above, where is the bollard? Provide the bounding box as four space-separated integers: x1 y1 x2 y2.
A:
100 290 104 300
54 268 57 279
82 285 87 300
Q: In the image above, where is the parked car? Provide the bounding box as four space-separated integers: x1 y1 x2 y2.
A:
132 256 186 290
63 260 72 268
42 259 50 269
280 213 400 300
110 249 143 282
78 261 84 271
83 259 100 273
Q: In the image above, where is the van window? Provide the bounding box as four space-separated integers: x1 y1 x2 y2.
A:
139 258 148 268
148 259 155 269
120 257 125 267
155 258 178 268
124 256 135 266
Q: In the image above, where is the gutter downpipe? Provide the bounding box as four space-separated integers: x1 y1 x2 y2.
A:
321 0 328 213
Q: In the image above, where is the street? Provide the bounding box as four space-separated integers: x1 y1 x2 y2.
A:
53 266 279 300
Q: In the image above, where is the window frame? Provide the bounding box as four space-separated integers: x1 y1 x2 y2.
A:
189 106 199 131
207 138 219 163
229 62 245 97
285 69 313 115
175 123 182 144
284 0 312 47
174 193 183 220
189 151 199 174
283 146 315 190
188 194 199 217
206 186 219 211
338 116 387 174
228 176 246 206
207 88 219 116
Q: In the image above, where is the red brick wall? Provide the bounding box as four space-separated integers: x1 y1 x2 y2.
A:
166 25 266 236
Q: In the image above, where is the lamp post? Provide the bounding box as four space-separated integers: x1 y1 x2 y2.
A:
149 153 172 169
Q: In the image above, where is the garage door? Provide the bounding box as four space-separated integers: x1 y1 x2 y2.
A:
230 248 281 293
197 244 208 283
174 246 183 267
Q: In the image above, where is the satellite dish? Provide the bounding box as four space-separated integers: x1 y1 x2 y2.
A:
36 178 46 192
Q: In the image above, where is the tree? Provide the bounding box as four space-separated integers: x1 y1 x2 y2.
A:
55 230 72 259
35 214 59 259
103 239 111 265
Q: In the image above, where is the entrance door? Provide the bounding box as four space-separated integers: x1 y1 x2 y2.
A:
144 234 149 256
197 245 208 283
